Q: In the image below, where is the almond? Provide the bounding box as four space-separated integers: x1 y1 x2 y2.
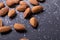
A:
16 5 28 12
0 7 9 16
6 0 14 7
8 9 16 18
30 17 38 27
0 26 11 33
16 1 29 12
32 6 43 13
14 23 25 31
0 2 5 9
0 19 2 27
29 0 39 5
24 8 31 18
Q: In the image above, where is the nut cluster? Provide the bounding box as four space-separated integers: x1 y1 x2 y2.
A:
0 0 45 40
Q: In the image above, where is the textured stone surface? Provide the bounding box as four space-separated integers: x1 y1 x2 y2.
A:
0 0 60 40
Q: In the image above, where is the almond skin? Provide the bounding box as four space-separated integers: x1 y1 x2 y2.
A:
13 0 20 4
19 1 28 5
16 1 29 12
0 2 5 9
8 9 16 18
0 10 4 16
29 0 39 5
20 37 29 40
14 23 25 31
32 6 43 13
0 7 9 16
6 0 19 7
6 0 14 7
24 8 31 18
0 26 11 33
30 17 38 27
16 5 28 12
0 19 2 27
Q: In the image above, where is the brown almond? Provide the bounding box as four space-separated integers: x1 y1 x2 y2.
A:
16 5 28 12
6 0 14 7
0 26 11 33
29 0 39 5
0 2 5 9
32 6 43 13
30 17 38 27
24 8 31 18
14 23 25 31
16 1 29 12
8 9 16 18
0 19 2 27
1 7 9 13
0 7 9 16
20 37 29 40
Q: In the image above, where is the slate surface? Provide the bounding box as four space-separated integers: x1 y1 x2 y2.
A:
0 0 60 40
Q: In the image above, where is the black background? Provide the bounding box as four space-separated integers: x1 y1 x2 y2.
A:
0 0 60 40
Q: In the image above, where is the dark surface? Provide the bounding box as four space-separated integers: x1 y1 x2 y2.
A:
0 0 60 40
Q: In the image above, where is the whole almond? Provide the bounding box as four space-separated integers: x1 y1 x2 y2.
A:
29 0 39 5
6 0 14 7
8 9 16 18
0 7 9 16
32 6 43 13
16 5 28 12
20 37 29 40
0 26 11 33
24 8 31 18
14 23 25 31
1 7 9 13
0 2 5 9
0 19 2 27
16 1 29 12
6 0 20 6
30 17 38 27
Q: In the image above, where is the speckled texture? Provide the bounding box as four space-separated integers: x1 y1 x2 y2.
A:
0 0 60 40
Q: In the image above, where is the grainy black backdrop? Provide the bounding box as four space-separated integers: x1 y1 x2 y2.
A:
0 0 60 40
